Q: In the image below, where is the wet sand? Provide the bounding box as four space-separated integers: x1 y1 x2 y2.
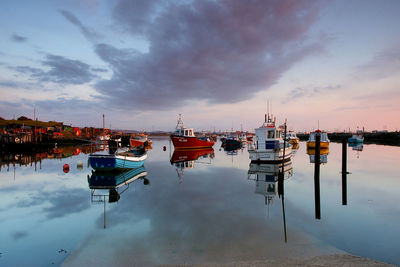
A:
162 254 396 267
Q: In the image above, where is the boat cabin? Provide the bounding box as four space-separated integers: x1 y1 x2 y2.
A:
175 126 195 137
174 114 195 137
286 132 297 139
254 119 283 150
308 130 330 142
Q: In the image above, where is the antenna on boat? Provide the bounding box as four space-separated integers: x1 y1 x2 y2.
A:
102 114 105 142
176 113 183 129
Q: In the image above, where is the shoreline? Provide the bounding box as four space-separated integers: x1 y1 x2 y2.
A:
297 132 400 146
161 254 396 267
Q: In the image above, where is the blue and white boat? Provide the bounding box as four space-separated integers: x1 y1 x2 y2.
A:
348 130 364 143
89 148 147 171
248 113 292 163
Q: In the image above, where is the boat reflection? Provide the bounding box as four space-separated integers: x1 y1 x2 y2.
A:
307 148 329 164
221 142 242 155
248 161 293 242
248 161 293 204
349 142 363 151
88 166 148 228
291 143 299 156
170 148 214 183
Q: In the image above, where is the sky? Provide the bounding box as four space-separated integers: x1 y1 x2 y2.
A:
1 0 399 132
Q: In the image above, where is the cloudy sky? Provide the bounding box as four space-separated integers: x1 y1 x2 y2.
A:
1 0 399 132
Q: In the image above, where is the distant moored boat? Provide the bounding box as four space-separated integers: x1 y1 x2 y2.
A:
248 112 292 163
89 148 147 171
348 130 364 143
170 114 215 150
306 130 330 149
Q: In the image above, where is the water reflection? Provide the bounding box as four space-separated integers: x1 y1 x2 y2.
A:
349 143 363 151
248 160 293 242
221 141 244 157
349 143 363 159
306 148 329 164
170 148 214 183
88 166 149 228
248 161 293 203
0 145 102 172
1 139 400 266
291 143 299 155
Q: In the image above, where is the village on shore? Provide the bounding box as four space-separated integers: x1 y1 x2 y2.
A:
1 115 399 149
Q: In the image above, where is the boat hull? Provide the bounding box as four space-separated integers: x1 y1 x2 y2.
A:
89 153 147 171
129 139 152 148
171 135 215 149
248 148 292 163
288 138 299 146
225 139 241 146
306 141 329 149
348 138 363 143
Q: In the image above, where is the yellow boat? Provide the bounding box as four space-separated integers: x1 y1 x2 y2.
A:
306 130 330 149
285 131 299 146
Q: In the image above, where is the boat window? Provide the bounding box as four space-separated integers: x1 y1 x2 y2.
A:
267 131 274 138
184 130 188 136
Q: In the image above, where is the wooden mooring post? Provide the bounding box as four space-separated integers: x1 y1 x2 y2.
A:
314 133 321 220
342 138 347 205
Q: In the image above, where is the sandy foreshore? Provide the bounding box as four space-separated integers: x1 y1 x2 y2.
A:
162 254 396 267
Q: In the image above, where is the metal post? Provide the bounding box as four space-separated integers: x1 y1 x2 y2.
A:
314 133 321 220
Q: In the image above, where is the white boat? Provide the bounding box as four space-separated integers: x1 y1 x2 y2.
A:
248 113 292 163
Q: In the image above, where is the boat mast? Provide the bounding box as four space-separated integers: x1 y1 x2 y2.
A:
103 114 105 141
176 114 184 131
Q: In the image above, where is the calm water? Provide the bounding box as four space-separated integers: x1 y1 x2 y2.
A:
0 138 399 266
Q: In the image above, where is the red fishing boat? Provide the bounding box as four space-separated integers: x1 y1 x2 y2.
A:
170 114 215 150
129 133 152 148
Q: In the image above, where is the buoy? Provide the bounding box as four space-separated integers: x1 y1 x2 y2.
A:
63 164 70 173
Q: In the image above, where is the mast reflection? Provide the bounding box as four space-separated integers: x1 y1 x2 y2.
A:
248 160 293 242
170 148 214 183
88 166 148 228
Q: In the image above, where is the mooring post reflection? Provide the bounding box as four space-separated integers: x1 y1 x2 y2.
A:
280 120 288 242
342 138 348 206
314 133 321 220
278 170 287 243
